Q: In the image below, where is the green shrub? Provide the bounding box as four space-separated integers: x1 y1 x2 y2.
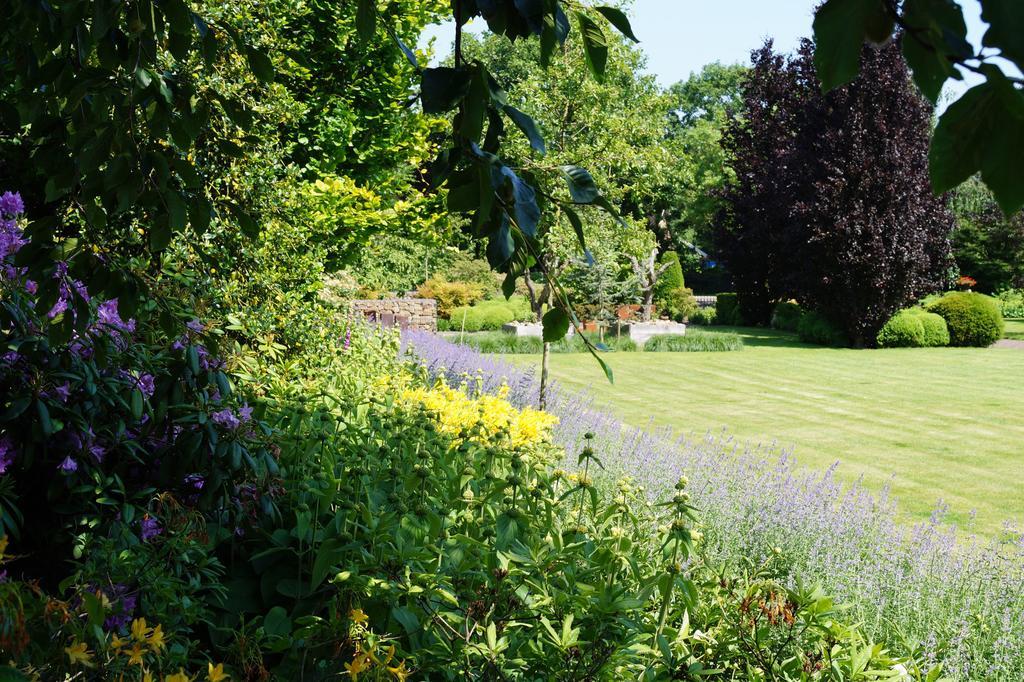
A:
771 301 804 331
449 297 534 332
995 288 1024 318
927 291 1005 347
643 331 744 352
907 308 950 346
876 309 926 348
436 253 499 296
417 278 486 318
689 307 717 325
653 252 699 321
714 292 742 325
797 311 849 346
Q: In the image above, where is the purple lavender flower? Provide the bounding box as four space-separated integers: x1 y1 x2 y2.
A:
0 191 25 217
139 516 162 541
58 455 78 473
211 408 240 430
0 437 15 474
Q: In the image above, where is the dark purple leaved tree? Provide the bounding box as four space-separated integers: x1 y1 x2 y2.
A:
719 38 954 344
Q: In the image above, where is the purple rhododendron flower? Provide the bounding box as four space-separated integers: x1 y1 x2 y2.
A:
97 299 136 334
139 516 162 541
58 455 78 473
211 408 240 430
136 373 155 399
54 382 71 403
89 443 107 463
25 279 37 294
0 191 24 216
0 437 15 474
186 318 205 334
238 404 253 422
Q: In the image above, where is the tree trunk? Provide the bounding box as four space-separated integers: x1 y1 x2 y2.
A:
539 341 550 410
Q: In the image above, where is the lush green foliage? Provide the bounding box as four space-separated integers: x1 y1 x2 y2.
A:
643 332 744 353
417 278 487 318
771 302 805 332
449 331 638 354
689 307 717 326
996 289 1024 319
927 291 1005 347
653 252 698 322
876 309 927 348
444 297 534 332
907 308 951 347
797 311 849 347
950 178 1024 293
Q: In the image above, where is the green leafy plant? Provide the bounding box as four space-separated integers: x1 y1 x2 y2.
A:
714 293 743 326
876 309 927 348
797 311 849 347
643 332 743 352
771 301 805 332
927 291 1005 347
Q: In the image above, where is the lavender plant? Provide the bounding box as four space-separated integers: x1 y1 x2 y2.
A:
402 330 1024 680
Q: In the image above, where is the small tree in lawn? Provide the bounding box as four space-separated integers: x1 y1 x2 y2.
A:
628 247 673 321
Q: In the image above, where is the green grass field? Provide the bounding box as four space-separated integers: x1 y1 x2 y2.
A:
507 327 1024 536
1005 318 1024 340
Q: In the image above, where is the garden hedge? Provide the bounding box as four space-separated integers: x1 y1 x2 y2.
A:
927 292 1004 347
714 293 742 325
797 311 849 347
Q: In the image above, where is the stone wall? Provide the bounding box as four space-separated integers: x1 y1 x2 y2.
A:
348 298 437 332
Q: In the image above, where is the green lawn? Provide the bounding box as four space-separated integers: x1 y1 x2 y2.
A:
1006 318 1024 340
508 327 1024 536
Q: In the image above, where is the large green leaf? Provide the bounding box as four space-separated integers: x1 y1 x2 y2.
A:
542 307 570 342
594 6 639 43
576 12 608 82
503 104 546 154
812 0 889 91
930 74 1024 213
246 48 274 83
901 0 968 103
980 0 1024 67
421 67 473 114
561 165 599 204
356 0 377 40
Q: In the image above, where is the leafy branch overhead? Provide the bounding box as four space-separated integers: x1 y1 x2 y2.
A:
357 0 641 381
813 0 1024 214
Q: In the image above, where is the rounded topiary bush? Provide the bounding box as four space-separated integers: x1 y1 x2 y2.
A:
876 310 926 348
771 301 804 332
927 292 1004 347
797 311 848 346
907 308 950 347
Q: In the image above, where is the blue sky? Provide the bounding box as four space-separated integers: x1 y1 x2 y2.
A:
420 0 1012 108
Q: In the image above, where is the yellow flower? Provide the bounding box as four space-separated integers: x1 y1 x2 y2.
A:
64 640 94 667
110 633 128 652
206 662 230 682
345 652 371 678
387 661 411 681
143 673 154 682
147 624 167 652
126 641 147 666
349 608 369 625
166 670 192 682
131 617 152 642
